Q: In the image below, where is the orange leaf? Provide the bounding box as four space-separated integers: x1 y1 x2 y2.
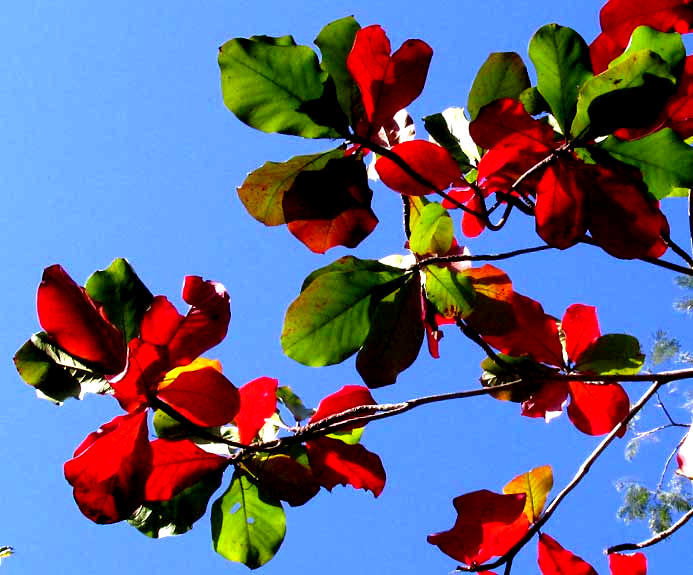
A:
503 465 553 523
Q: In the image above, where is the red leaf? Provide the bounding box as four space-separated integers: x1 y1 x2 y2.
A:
144 439 228 501
535 161 588 250
309 384 376 426
284 157 378 254
306 436 386 497
347 25 432 135
521 381 570 420
375 140 463 196
462 195 487 237
235 377 278 445
140 296 183 346
110 339 167 412
538 533 598 575
157 366 240 427
427 490 529 565
609 552 647 575
64 410 152 524
567 382 630 437
562 304 601 364
37 265 126 374
590 32 623 74
676 430 693 477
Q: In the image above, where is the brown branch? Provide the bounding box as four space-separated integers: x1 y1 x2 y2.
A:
606 507 693 554
456 379 666 572
688 189 693 258
414 244 554 269
661 232 693 269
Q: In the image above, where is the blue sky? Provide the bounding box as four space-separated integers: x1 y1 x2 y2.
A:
2 1 693 573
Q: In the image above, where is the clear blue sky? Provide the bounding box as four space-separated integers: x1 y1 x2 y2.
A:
2 1 692 573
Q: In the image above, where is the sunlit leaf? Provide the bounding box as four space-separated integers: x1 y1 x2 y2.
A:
576 334 645 375
467 52 530 120
608 552 647 575
235 377 278 445
425 266 476 319
245 452 320 507
610 26 685 73
409 202 454 255
309 384 375 425
567 382 630 436
537 533 598 575
276 386 314 422
561 304 601 363
423 110 475 171
503 465 553 523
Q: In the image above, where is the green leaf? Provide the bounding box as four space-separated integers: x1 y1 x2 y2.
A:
300 256 399 292
212 471 286 569
276 386 315 422
598 129 693 199
282 260 407 366
423 111 474 171
129 470 224 538
238 148 344 226
610 26 685 74
14 332 110 404
467 52 530 120
218 36 346 138
85 258 153 344
315 16 360 123
424 266 475 319
480 355 553 402
327 427 364 445
571 50 676 139
576 334 645 375
356 275 424 388
152 409 192 439
528 24 592 134
409 202 453 256
519 86 550 116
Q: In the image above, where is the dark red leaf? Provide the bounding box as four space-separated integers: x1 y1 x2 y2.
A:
347 25 432 135
245 453 320 507
309 384 376 425
37 265 126 374
538 533 598 575
462 195 487 237
110 339 167 412
306 436 386 497
64 410 152 524
284 157 378 254
157 366 240 427
427 490 529 565
609 552 647 575
590 32 622 74
562 304 601 364
235 377 278 445
144 439 228 501
567 381 630 436
521 381 570 420
375 140 463 196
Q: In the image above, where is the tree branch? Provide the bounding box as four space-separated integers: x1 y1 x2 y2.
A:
414 244 554 269
606 507 693 554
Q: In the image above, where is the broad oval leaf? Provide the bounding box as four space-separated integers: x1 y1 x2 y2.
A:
575 334 645 375
503 465 554 523
425 266 476 319
538 533 598 575
608 552 647 575
468 52 530 120
409 202 454 256
235 377 278 445
561 304 601 364
245 452 320 507
219 36 344 138
211 471 286 569
567 381 630 436
309 384 375 425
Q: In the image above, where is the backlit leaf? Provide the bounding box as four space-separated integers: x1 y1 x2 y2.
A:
503 465 553 523
676 430 693 478
424 266 476 319
409 202 454 255
609 26 685 73
561 304 600 364
309 384 375 425
468 52 530 120
567 382 630 436
608 552 647 575
538 533 598 575
276 386 314 422
211 471 286 569
235 377 278 445
423 110 475 171
576 334 645 375
245 452 320 507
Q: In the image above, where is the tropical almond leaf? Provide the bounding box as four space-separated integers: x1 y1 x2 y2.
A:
467 52 531 120
503 465 554 523
14 332 111 404
237 148 345 226
211 471 286 569
608 552 648 575
235 377 278 445
424 266 476 319
276 385 314 422
423 109 475 171
529 24 592 134
281 261 406 366
245 453 320 507
575 334 645 375
218 36 344 138
409 202 454 256
538 533 597 575
598 129 693 199
309 384 376 425
609 26 685 73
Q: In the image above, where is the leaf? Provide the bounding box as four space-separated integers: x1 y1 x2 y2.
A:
129 470 223 538
219 36 346 138
609 26 685 73
598 129 693 199
64 410 152 524
375 140 463 196
245 452 320 507
576 334 645 375
561 304 601 364
503 465 553 523
519 86 550 116
276 386 314 422
315 16 360 122
211 471 286 569
237 148 344 226
608 552 647 575
144 439 228 501
537 533 598 575
301 255 396 292
309 384 375 425
283 156 378 253
480 354 553 403
467 52 530 120
676 430 693 478
281 261 406 366
37 264 126 374
306 436 386 496
529 24 593 134
235 377 278 445
571 50 676 139
347 25 432 134
409 202 454 256
423 110 475 171
356 276 425 388
424 266 476 319
427 490 529 565
85 258 153 346
567 382 630 436
14 332 111 404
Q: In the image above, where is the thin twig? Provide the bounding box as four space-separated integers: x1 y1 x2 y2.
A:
662 233 693 269
657 432 688 492
688 189 693 258
606 507 693 553
456 379 666 572
402 195 412 239
414 244 554 269
457 319 518 372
